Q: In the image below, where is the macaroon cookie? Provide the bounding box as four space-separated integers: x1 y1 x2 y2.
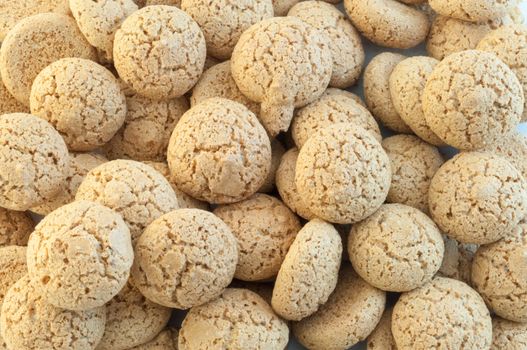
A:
491 317 527 349
273 0 299 16
130 328 179 350
482 130 527 179
0 79 29 115
438 236 478 285
0 246 27 304
429 0 517 22
0 208 33 246
367 308 397 350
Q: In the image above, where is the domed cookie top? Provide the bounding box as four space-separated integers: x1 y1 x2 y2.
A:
429 0 517 22
491 317 527 349
0 246 27 304
482 130 527 179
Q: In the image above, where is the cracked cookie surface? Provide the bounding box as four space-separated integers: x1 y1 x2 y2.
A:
0 208 34 246
429 0 517 22
491 317 527 349
482 130 527 179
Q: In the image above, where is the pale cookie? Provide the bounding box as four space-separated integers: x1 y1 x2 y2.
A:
104 94 188 161
324 87 366 107
181 0 273 60
477 24 527 121
231 16 332 136
438 235 478 285
0 113 69 211
30 58 127 151
114 5 206 100
349 204 444 292
344 0 430 49
382 135 444 213
0 13 97 106
94 282 172 350
482 130 527 179
291 91 381 148
429 152 527 244
272 218 342 321
296 123 391 224
491 317 527 349
0 246 27 304
70 0 138 61
472 221 527 322
179 288 289 350
130 329 178 350
367 308 397 350
1 275 106 350
229 280 274 305
389 56 444 146
259 139 285 193
288 1 365 88
167 98 271 204
214 194 301 281
0 79 29 115
363 52 412 133
0 208 33 246
273 0 299 16
293 264 386 350
429 0 517 22
423 50 524 149
146 0 180 5
131 208 238 309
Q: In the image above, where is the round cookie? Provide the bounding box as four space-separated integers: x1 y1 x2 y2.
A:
0 246 27 303
389 56 444 146
344 0 430 49
30 58 127 151
392 277 492 350
272 0 299 16
131 209 238 309
228 280 274 305
104 94 188 161
382 134 444 213
231 16 333 136
438 236 478 285
114 5 206 100
1 275 106 350
482 130 527 178
324 87 366 107
363 52 412 133
429 152 527 244
348 204 445 292
0 12 97 106
472 221 527 322
295 123 391 224
167 98 271 204
429 0 517 22
491 317 527 349
0 79 29 115
76 159 179 241
181 0 273 60
130 329 179 350
291 91 381 148
293 264 386 350
288 1 365 88
0 208 33 247
367 308 396 350
214 194 301 281
179 288 289 350
95 282 172 350
0 113 69 211
259 139 285 193
272 218 342 321
423 50 523 150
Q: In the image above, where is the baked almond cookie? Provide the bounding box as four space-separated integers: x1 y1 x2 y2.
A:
0 113 69 211
130 329 179 350
181 0 273 60
167 98 271 204
296 123 391 224
389 56 444 146
231 16 332 136
472 221 527 322
272 219 342 321
288 1 365 88
273 0 299 16
0 246 27 303
146 0 180 5
363 52 412 133
429 152 527 244
1 275 106 350
229 280 274 305
438 236 478 285
0 13 97 106
214 194 301 282
0 208 33 246
392 277 492 350
491 317 527 349
293 264 386 350
94 282 172 350
0 79 29 115
114 5 206 100
482 130 527 178
70 0 138 61
344 0 430 49
382 135 444 213
259 139 285 193
324 87 366 107
349 204 444 292
291 91 381 148
429 0 517 22
423 50 524 150
367 308 396 350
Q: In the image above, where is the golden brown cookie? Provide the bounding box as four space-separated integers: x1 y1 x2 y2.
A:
429 0 517 22
0 208 33 247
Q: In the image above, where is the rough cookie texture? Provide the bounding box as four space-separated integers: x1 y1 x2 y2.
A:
392 277 492 350
382 134 444 213
272 0 299 15
429 0 517 22
429 152 527 244
295 123 391 224
423 50 524 150
214 194 301 281
0 208 33 246
491 317 527 349
181 0 273 60
1 275 106 350
259 139 285 193
114 5 206 100
0 246 27 304
231 16 332 136
167 98 271 204
146 0 180 5
288 1 365 88
324 87 366 107
0 13 97 106
0 113 69 211
367 308 397 350
131 208 238 309
96 282 172 350
272 218 342 321
438 235 478 285
130 328 179 350
293 264 386 350
0 79 29 115
482 130 527 179
179 288 289 350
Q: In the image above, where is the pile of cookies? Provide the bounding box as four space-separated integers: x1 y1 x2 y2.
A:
0 0 526 349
